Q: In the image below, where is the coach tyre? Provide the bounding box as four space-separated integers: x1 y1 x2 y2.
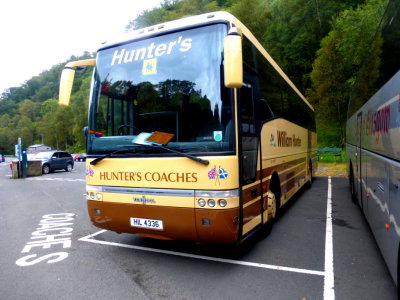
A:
305 159 312 189
42 164 50 174
267 190 277 221
349 164 357 204
261 190 277 237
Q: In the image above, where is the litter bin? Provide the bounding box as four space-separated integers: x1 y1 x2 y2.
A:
11 160 19 179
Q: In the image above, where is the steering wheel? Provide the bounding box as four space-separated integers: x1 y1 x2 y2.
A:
117 125 137 135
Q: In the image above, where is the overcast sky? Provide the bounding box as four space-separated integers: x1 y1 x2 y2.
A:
0 0 163 95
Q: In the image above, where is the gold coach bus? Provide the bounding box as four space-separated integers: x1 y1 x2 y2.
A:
59 11 317 244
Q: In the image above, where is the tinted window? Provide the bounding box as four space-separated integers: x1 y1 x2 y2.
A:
242 38 315 132
255 50 315 131
89 24 234 155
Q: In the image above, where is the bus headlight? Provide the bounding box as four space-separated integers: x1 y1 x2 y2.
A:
96 193 102 200
198 199 206 207
208 199 216 207
90 192 95 199
218 199 227 207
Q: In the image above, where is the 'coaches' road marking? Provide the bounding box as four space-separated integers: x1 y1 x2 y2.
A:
26 178 85 182
79 230 325 277
16 213 76 266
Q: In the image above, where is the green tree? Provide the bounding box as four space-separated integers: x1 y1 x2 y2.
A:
17 116 35 147
0 127 14 154
310 0 387 146
18 99 40 122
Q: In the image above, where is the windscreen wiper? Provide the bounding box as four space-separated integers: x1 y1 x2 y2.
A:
132 143 209 166
90 149 133 166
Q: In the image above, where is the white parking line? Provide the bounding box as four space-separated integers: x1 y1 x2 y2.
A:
79 229 325 277
26 177 85 182
324 177 335 300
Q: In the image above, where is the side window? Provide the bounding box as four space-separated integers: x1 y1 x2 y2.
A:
240 82 258 184
256 49 315 131
260 99 274 122
241 83 256 134
60 152 69 158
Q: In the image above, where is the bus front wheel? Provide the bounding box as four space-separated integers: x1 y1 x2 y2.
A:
267 190 277 222
262 190 277 237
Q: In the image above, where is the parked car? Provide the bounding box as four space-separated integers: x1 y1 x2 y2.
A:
0 154 5 162
33 151 74 174
74 153 87 162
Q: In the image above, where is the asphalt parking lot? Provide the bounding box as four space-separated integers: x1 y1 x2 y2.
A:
0 159 397 300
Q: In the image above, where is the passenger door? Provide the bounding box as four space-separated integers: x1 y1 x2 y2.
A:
59 152 70 169
51 152 61 169
239 78 262 237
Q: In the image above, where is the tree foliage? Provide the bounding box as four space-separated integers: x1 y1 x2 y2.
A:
310 0 387 146
0 0 390 154
0 52 93 153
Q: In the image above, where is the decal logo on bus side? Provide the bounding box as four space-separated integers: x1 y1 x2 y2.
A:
86 168 94 177
208 166 229 184
276 131 302 147
133 196 156 205
366 105 391 143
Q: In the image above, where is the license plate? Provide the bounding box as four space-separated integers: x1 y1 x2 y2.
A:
130 217 164 230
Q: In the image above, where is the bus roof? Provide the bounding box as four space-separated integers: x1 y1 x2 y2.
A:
98 11 313 111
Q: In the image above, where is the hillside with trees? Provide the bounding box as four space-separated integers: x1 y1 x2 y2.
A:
0 0 388 154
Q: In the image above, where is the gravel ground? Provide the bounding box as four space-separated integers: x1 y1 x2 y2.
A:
315 162 347 177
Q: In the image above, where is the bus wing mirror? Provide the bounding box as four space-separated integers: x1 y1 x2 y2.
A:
224 29 243 88
59 59 96 106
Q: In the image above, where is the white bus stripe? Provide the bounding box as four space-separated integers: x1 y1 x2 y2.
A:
324 176 335 300
79 230 325 277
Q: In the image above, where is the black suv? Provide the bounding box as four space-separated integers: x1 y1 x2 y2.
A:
34 151 74 174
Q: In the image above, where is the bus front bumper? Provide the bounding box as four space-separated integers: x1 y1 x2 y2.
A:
87 200 240 244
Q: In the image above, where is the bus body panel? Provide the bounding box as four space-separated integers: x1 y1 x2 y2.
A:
347 75 400 284
88 200 240 243
354 149 400 284
86 156 241 242
240 119 316 236
86 156 239 190
261 118 314 206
